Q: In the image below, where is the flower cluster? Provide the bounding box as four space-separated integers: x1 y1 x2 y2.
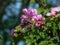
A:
46 7 60 16
11 7 60 45
20 8 45 27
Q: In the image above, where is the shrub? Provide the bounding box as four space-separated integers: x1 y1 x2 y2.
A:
11 7 60 45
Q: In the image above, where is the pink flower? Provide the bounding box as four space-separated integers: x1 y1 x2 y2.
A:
35 21 42 27
46 12 56 16
36 14 43 21
46 12 51 16
51 7 60 12
27 9 37 16
20 15 28 23
51 7 60 16
22 8 37 17
32 14 44 21
32 9 37 15
51 11 56 16
22 8 28 15
32 15 37 21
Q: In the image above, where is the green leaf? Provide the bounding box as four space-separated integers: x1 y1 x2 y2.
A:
39 40 48 45
39 32 45 39
46 23 52 27
15 26 20 31
14 33 18 37
43 9 49 15
37 8 44 14
52 23 57 36
48 43 57 45
58 23 60 30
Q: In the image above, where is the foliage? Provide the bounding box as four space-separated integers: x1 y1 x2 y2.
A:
11 6 60 45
